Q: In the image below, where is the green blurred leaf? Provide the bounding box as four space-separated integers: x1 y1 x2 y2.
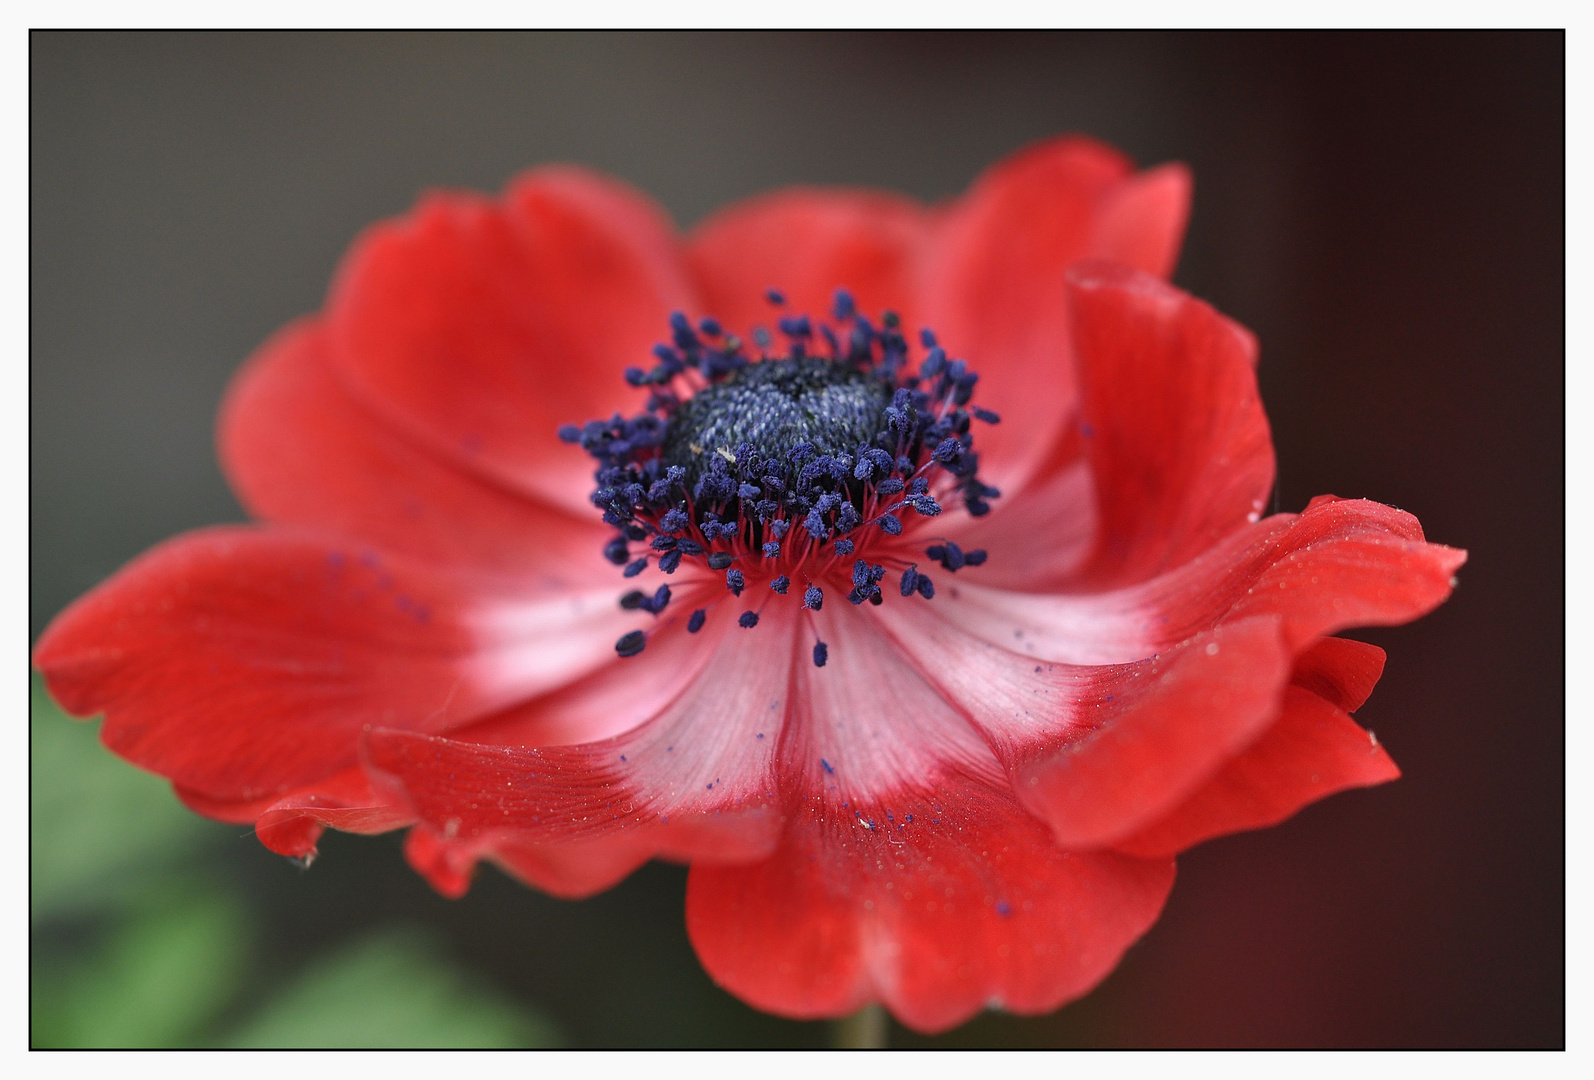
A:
226 927 562 1048
32 881 252 1047
30 671 225 919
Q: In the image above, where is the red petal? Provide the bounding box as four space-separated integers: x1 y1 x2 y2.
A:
1166 497 1467 655
174 765 412 858
1068 261 1274 586
1004 619 1294 849
685 775 1175 1033
946 460 1098 592
173 784 279 824
220 317 610 582
253 769 414 857
327 168 695 514
1089 162 1193 280
1289 634 1386 713
32 527 628 802
923 137 1187 495
362 604 798 895
405 822 682 902
1113 679 1400 860
783 603 1007 802
932 496 1464 667
454 589 720 748
490 833 673 900
403 825 476 899
685 188 930 340
878 602 1294 850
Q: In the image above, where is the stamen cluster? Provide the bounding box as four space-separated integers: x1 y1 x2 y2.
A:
558 289 1000 663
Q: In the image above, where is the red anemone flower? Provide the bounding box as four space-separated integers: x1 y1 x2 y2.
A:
34 136 1464 1034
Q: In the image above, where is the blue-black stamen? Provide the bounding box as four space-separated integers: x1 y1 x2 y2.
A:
926 541 988 572
900 566 920 597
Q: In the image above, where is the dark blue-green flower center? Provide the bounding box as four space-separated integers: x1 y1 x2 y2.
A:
661 358 893 490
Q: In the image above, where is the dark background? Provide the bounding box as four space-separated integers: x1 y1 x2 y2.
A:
30 32 1563 1047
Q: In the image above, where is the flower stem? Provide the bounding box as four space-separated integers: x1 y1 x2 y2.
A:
831 1002 889 1049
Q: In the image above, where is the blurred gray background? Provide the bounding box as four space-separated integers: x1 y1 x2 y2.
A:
32 32 1562 1046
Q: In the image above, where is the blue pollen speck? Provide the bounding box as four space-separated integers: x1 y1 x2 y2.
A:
643 583 670 614
996 901 1013 918
738 610 760 629
813 641 828 667
821 758 835 775
687 609 706 633
901 566 920 597
615 630 646 658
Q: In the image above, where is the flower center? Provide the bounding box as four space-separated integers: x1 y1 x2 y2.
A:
559 289 999 666
660 358 893 491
